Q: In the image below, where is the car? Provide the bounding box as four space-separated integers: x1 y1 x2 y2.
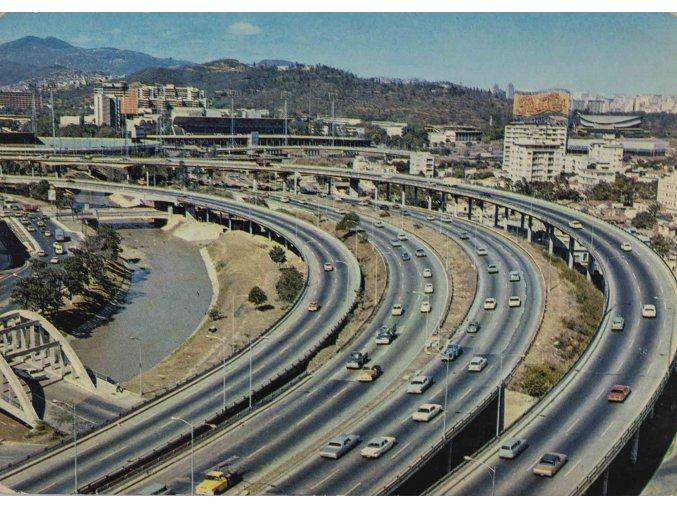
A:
412 403 443 422
477 247 488 256
26 225 36 232
320 433 361 459
642 304 657 318
361 436 397 458
607 384 631 402
378 204 389 210
611 316 625 331
390 239 402 248
533 452 568 477
334 196 343 202
391 304 404 316
508 296 521 308
424 283 434 294
468 356 488 372
484 298 497 310
440 343 462 361
44 230 52 237
620 242 632 252
441 216 453 223
280 197 290 203
401 252 411 261
324 262 334 272
422 268 432 278
459 232 470 240
375 221 384 228
498 437 529 459
37 250 46 257
359 200 369 207
375 324 397 344
569 220 583 229
466 320 480 334
397 233 407 241
425 215 436 221
346 351 370 369
50 257 60 264
195 470 240 496
402 210 411 216
20 218 29 224
307 301 320 312
415 248 427 258
509 271 521 282
407 375 433 394
358 364 383 382
420 301 431 313
487 264 499 274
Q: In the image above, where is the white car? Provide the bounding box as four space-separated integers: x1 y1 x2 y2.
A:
508 296 521 308
569 220 583 229
391 304 404 316
49 257 60 264
412 403 443 422
611 316 625 331
397 233 407 241
425 215 436 221
468 356 488 372
477 247 488 256
407 375 433 394
375 221 384 228
37 250 46 257
487 264 499 274
420 301 431 313
441 216 452 223
424 283 434 294
324 262 334 272
320 433 361 459
280 197 290 203
390 239 402 248
642 304 657 318
360 436 397 459
484 298 497 310
620 242 632 252
499 437 529 459
422 268 432 278
509 271 521 282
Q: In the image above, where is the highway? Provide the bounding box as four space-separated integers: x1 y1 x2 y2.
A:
428 187 677 495
0 179 361 494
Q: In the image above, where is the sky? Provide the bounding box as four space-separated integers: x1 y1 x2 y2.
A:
0 11 676 96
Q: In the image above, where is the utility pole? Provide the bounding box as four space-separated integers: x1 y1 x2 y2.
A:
331 96 335 146
230 95 235 146
284 98 288 144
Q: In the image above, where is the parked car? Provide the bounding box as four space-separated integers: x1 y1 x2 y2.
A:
361 437 396 459
424 283 434 294
415 248 427 258
533 453 568 477
607 384 631 402
569 220 583 229
611 316 625 331
509 271 521 282
498 437 528 459
466 320 480 334
508 296 521 308
642 304 657 318
441 343 462 361
484 298 497 310
44 230 52 237
412 403 443 422
422 268 432 278
391 304 404 317
468 356 488 372
420 301 431 313
50 257 60 264
620 242 632 252
407 375 433 394
358 365 383 382
307 301 320 312
26 225 36 232
320 433 361 459
324 262 334 272
346 351 370 369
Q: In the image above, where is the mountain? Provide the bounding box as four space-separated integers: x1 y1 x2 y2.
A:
124 59 512 128
0 36 192 80
256 59 300 68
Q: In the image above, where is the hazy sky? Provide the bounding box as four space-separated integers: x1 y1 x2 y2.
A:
1 12 675 96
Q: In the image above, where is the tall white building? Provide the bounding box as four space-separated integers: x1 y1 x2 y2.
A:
658 172 677 215
502 124 567 182
409 152 435 178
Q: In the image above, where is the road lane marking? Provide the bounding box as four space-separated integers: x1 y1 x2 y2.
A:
459 387 473 400
595 389 606 400
332 386 350 399
344 481 362 495
566 416 581 434
564 459 581 477
296 412 315 427
248 445 268 459
311 469 339 491
601 421 615 438
400 414 412 424
390 442 412 460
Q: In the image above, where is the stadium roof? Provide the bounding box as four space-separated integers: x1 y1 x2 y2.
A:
578 114 642 129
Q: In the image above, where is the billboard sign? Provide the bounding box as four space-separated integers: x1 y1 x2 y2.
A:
513 89 570 124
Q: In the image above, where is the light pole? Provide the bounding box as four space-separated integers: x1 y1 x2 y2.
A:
53 399 78 494
443 358 450 438
169 416 194 494
463 455 495 496
129 336 142 396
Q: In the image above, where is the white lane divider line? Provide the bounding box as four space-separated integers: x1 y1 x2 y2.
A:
565 416 581 435
332 386 350 399
595 388 606 401
343 481 362 495
564 459 582 477
295 412 315 427
390 442 412 460
459 387 473 401
311 469 340 491
600 421 615 438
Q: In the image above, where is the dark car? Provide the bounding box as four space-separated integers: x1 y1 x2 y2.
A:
467 320 480 334
441 343 462 361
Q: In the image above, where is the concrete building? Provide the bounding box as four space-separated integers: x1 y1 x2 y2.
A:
426 125 483 145
371 121 407 137
502 124 567 182
658 172 677 215
0 91 42 110
409 152 435 178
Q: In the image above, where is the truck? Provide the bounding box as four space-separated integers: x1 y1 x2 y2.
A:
345 351 370 369
195 470 241 496
54 228 65 242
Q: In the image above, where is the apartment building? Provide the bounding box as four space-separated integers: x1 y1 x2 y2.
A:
658 172 677 215
502 124 567 182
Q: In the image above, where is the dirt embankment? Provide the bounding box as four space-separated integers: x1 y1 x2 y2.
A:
127 231 304 396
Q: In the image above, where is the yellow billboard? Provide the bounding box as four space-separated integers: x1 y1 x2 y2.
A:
513 90 570 122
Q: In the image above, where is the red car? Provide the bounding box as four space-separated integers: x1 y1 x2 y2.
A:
607 385 631 402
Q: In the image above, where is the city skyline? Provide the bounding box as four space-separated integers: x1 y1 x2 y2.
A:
0 12 675 96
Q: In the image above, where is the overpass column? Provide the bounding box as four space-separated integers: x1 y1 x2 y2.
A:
568 236 575 269
520 213 525 234
349 178 360 197
601 468 610 496
548 225 555 255
205 209 210 223
441 192 447 212
374 186 378 203
327 177 333 196
386 182 391 202
413 187 418 206
467 198 473 220
527 216 533 242
401 189 406 207
294 174 298 194
630 430 640 465
282 181 287 193
427 194 432 211
504 208 509 230
493 205 499 227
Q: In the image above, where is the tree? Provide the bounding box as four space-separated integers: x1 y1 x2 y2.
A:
275 266 304 303
96 225 122 260
335 212 360 233
631 211 657 230
209 307 224 320
268 245 287 267
651 234 673 258
61 256 89 298
248 286 268 306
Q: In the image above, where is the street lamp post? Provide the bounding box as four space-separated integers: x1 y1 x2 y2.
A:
463 455 495 496
129 336 142 396
169 416 195 494
53 399 78 494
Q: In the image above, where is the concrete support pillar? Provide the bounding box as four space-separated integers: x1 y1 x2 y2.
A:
601 467 610 496
630 429 640 465
568 236 575 269
401 189 405 207
294 174 298 194
268 230 272 242
374 186 379 203
427 194 432 211
386 182 391 202
468 198 473 220
327 177 333 196
520 213 525 234
441 192 447 211
494 206 499 227
282 181 287 193
413 186 418 205
504 208 509 230
548 226 555 256
348 178 360 197
527 216 533 242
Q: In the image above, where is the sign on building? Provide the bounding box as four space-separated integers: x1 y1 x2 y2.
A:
513 89 570 124
48 189 57 202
